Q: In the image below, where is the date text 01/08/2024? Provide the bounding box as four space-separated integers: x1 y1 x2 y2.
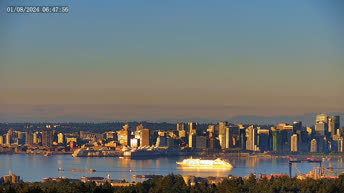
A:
7 6 69 13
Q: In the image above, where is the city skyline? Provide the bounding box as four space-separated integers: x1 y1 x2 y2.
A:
1 0 343 122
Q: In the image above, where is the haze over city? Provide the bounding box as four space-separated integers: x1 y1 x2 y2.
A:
1 0 343 123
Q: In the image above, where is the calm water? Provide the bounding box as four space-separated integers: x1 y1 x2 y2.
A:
0 154 343 182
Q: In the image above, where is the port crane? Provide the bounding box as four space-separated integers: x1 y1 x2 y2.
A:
288 157 322 177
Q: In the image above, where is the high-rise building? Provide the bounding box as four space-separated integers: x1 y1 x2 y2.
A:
331 116 340 136
42 129 53 147
17 132 26 145
293 121 302 131
218 121 227 149
311 139 317 153
229 126 240 148
25 132 33 145
338 137 343 153
0 135 3 145
6 133 11 145
57 133 65 144
177 123 185 131
291 134 298 152
195 136 207 149
316 113 329 124
246 126 258 151
240 128 246 150
257 129 270 152
188 122 198 135
33 132 40 144
188 134 196 148
272 129 283 152
315 122 328 136
140 129 150 147
118 123 130 146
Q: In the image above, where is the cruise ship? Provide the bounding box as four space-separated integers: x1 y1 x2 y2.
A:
176 158 233 169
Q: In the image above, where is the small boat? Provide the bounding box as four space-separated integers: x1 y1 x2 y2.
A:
70 169 96 173
58 168 64 171
44 152 52 157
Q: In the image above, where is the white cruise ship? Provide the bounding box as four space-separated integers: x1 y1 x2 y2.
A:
176 158 233 169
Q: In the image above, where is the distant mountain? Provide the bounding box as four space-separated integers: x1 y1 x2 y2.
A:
229 113 344 127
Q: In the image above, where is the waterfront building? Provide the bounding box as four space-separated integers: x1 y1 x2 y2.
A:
17 132 26 145
57 133 65 144
118 123 130 146
246 126 258 151
291 134 298 152
257 129 270 152
0 135 3 145
130 138 139 148
25 132 33 145
42 129 53 147
66 137 77 144
229 126 240 148
189 133 196 148
6 133 11 145
33 132 42 144
240 128 246 151
311 139 317 153
272 129 283 152
140 129 150 147
1 171 20 184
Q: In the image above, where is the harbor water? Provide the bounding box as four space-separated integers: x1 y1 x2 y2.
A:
0 154 343 182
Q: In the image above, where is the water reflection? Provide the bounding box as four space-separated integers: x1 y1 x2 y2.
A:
1 155 344 182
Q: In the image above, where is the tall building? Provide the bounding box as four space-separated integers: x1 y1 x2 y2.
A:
291 134 298 152
25 132 33 145
315 122 328 136
57 133 65 144
257 129 270 152
0 135 3 145
188 122 198 135
338 137 343 153
316 113 328 123
272 129 283 152
246 126 258 151
293 121 302 131
189 133 196 148
140 129 150 147
42 129 53 147
177 123 185 131
218 121 227 149
188 122 198 148
331 116 340 136
33 132 40 144
229 126 240 148
6 133 11 145
118 123 130 146
311 139 317 153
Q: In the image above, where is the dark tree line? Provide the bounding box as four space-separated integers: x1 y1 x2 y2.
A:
1 174 344 193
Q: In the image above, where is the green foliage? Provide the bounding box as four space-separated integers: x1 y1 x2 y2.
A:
1 174 344 193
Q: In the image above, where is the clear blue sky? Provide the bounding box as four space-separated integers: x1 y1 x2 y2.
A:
0 0 343 122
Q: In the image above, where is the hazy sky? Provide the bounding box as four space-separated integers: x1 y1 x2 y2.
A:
0 0 343 122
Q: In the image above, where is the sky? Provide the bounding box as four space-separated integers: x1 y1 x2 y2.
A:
0 0 343 122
